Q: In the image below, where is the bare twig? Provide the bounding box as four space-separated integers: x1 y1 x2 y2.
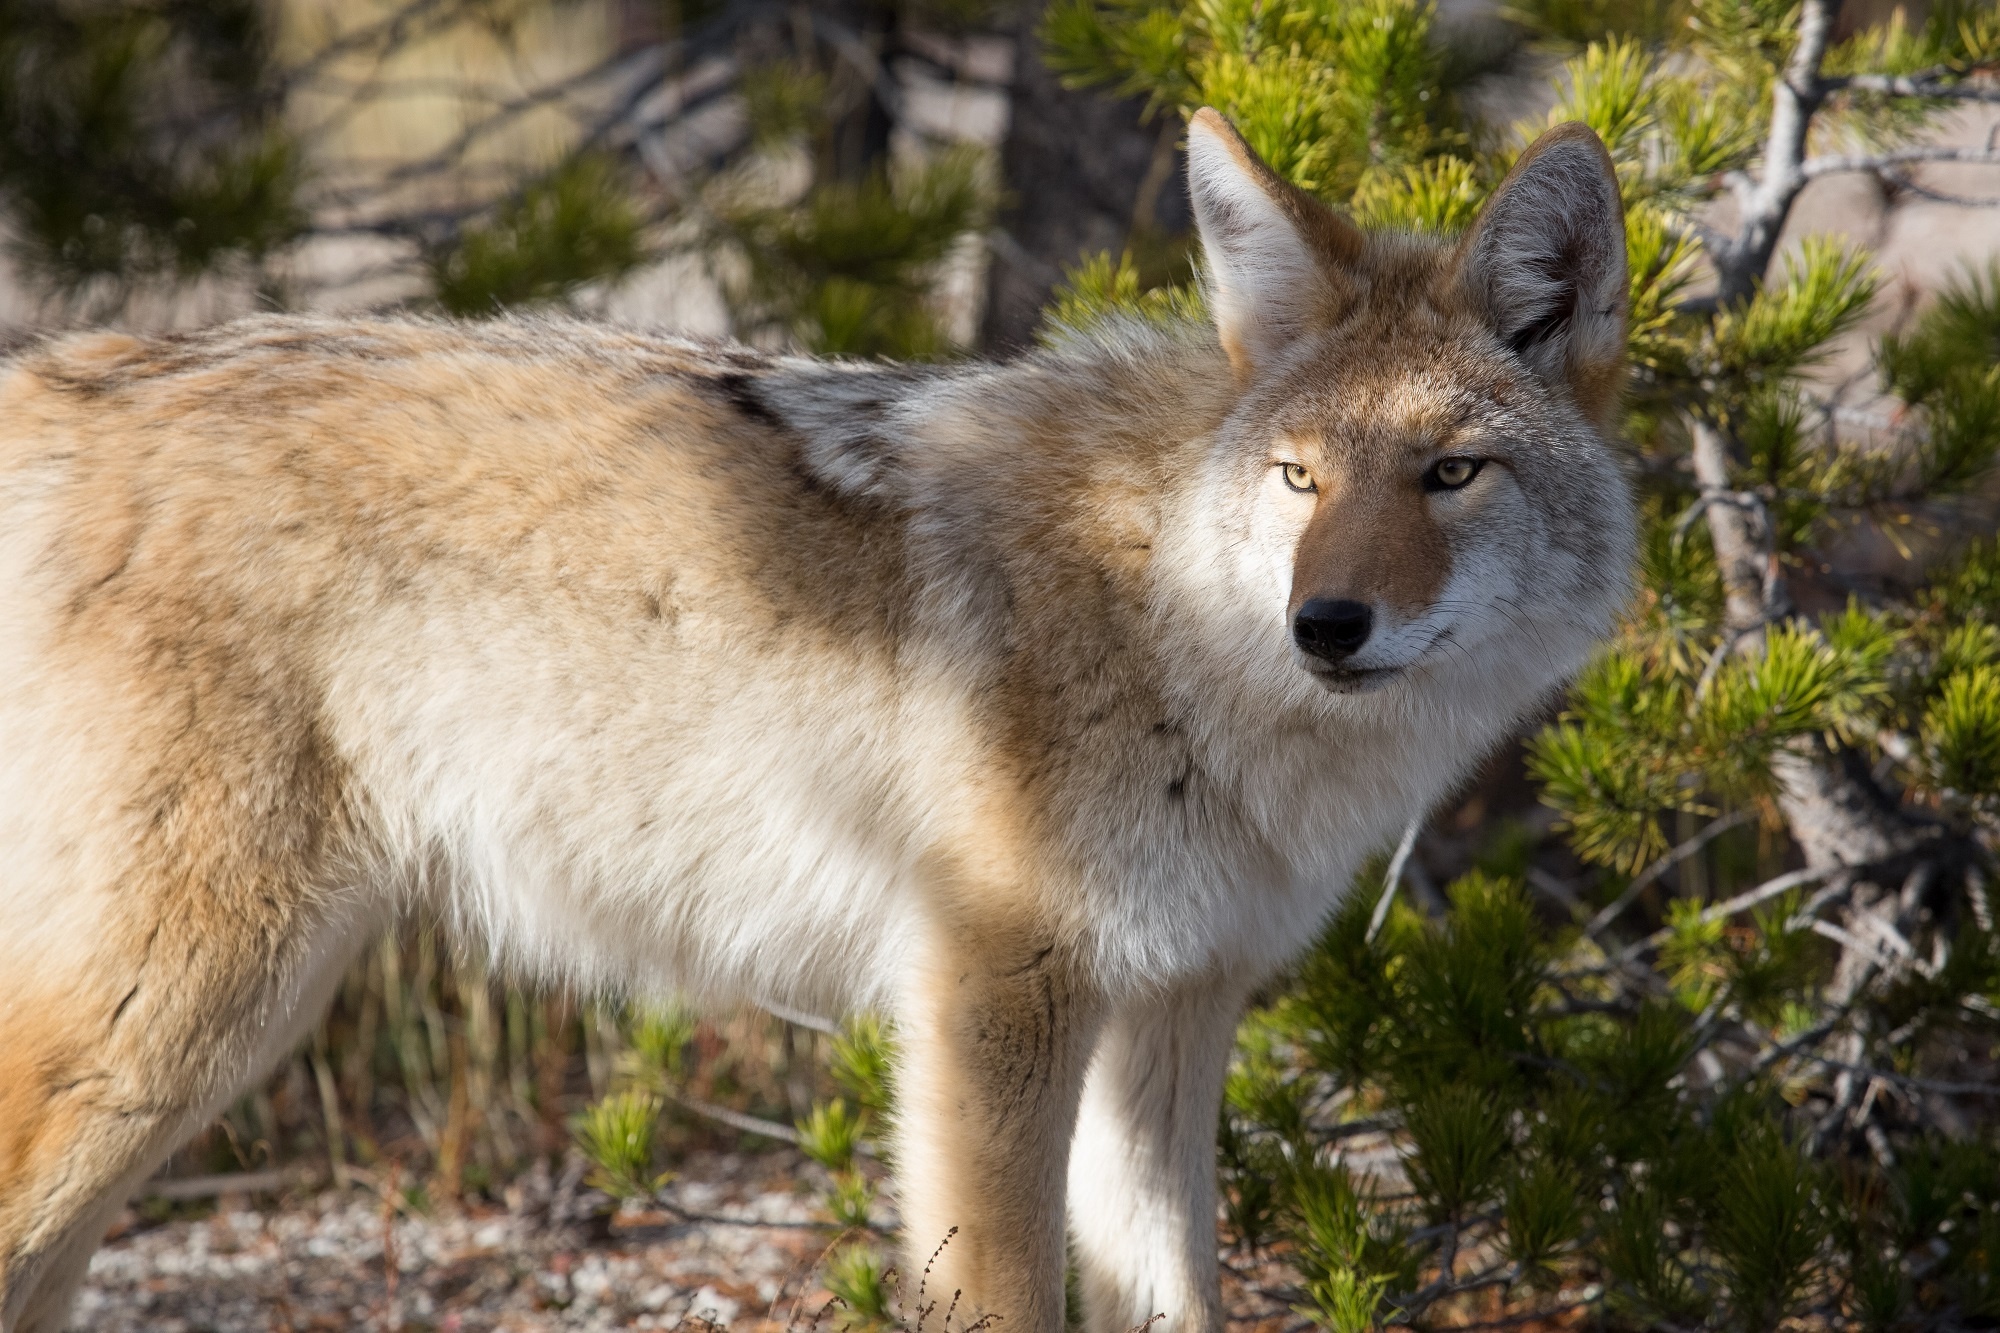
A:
1366 819 1422 944
1744 1002 1858 1080
665 1091 884 1158
1396 1255 1522 1323
668 1092 801 1144
1809 919 1908 973
1877 170 2000 208
275 0 465 95
1584 809 1757 940
1689 420 1789 642
1797 1054 2000 1097
366 47 666 195
1701 864 1851 928
1526 866 1587 916
1613 864 1849 964
759 1000 844 1036
309 1042 349 1192
1826 72 2000 102
1442 1293 1604 1331
808 13 908 125
1803 145 2000 179
656 1201 827 1230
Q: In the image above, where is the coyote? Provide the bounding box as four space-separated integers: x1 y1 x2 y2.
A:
0 111 1633 1333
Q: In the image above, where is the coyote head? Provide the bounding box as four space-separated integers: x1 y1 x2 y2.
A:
1171 109 1637 709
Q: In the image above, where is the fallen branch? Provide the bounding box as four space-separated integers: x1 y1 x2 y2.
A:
666 1090 881 1158
668 1091 801 1144
139 1169 316 1201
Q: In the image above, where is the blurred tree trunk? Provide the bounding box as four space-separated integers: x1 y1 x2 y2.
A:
818 0 899 184
980 1 1186 352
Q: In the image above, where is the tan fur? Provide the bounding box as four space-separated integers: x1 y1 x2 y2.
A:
0 119 1634 1333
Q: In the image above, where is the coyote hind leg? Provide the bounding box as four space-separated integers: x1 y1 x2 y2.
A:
0 887 370 1333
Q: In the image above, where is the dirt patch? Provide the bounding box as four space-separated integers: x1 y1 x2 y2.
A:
74 1152 843 1333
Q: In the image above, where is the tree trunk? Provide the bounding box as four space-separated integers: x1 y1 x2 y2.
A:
1690 414 1921 860
980 2 1189 352
1689 411 1944 1138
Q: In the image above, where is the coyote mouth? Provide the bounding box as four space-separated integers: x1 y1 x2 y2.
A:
1303 663 1400 693
1300 628 1455 693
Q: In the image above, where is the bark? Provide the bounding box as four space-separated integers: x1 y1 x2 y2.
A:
1711 0 1839 304
1691 410 1945 1143
816 0 899 185
1690 419 1787 643
1689 418 1919 871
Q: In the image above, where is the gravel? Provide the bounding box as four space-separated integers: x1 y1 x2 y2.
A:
73 1152 841 1333
73 1150 1306 1333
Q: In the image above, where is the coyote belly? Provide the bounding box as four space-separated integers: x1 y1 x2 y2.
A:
0 112 1636 1333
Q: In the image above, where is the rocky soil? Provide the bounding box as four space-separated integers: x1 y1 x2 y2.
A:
72 1150 1306 1333
76 1152 846 1333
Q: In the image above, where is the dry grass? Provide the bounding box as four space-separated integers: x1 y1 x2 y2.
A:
161 926 833 1203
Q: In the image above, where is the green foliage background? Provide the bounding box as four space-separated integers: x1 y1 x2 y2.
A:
0 0 995 352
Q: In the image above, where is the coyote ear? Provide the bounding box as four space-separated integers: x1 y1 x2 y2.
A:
1186 108 1364 382
1457 122 1629 425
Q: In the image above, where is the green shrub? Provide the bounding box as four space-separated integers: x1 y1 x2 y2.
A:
572 1088 666 1202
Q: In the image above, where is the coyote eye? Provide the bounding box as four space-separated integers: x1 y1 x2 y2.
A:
1280 463 1316 493
1425 456 1483 492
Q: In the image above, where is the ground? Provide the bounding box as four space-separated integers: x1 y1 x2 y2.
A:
75 1152 834 1333
73 1150 1310 1333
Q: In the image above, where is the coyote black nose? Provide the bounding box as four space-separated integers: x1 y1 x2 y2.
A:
1293 598 1373 662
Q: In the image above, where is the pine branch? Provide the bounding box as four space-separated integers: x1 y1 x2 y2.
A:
1684 399 1957 1167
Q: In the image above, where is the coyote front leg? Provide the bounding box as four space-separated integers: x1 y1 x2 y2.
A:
1066 972 1256 1333
895 927 1102 1333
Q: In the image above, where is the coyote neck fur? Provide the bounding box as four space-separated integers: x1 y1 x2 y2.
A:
729 320 1543 992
